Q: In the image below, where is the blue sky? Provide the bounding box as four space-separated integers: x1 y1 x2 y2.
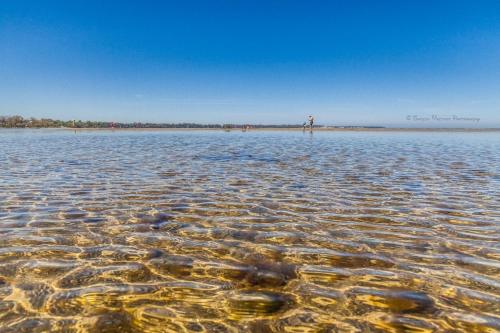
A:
1 1 499 126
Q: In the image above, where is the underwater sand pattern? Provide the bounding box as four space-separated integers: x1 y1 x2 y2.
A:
0 130 499 332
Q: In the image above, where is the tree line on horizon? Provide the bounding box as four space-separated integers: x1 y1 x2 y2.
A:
0 115 304 129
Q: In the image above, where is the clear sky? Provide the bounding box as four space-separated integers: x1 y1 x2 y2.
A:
1 1 499 127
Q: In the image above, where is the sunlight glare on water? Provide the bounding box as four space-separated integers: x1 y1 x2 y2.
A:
0 129 499 332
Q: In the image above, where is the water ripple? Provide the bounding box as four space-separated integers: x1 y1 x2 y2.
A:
0 129 499 332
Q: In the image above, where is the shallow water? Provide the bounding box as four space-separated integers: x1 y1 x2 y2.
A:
0 129 499 332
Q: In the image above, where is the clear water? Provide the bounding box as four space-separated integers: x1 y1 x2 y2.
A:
0 129 499 332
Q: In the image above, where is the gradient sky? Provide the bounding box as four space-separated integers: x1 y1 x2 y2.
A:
1 1 499 126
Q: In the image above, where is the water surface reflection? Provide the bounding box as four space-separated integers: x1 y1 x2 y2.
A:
0 130 499 332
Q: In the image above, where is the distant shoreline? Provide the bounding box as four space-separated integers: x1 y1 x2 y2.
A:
2 116 498 132
2 127 498 132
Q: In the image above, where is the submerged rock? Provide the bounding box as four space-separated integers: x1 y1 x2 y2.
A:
18 260 78 279
246 269 288 287
46 284 158 316
350 288 435 314
226 290 293 319
132 306 180 330
82 312 133 333
148 255 194 277
56 263 152 288
1 318 52 333
17 282 54 309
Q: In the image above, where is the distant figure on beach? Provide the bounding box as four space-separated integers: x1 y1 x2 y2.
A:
308 115 314 129
302 122 307 130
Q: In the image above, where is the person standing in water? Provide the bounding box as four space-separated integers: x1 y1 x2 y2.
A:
308 115 314 129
